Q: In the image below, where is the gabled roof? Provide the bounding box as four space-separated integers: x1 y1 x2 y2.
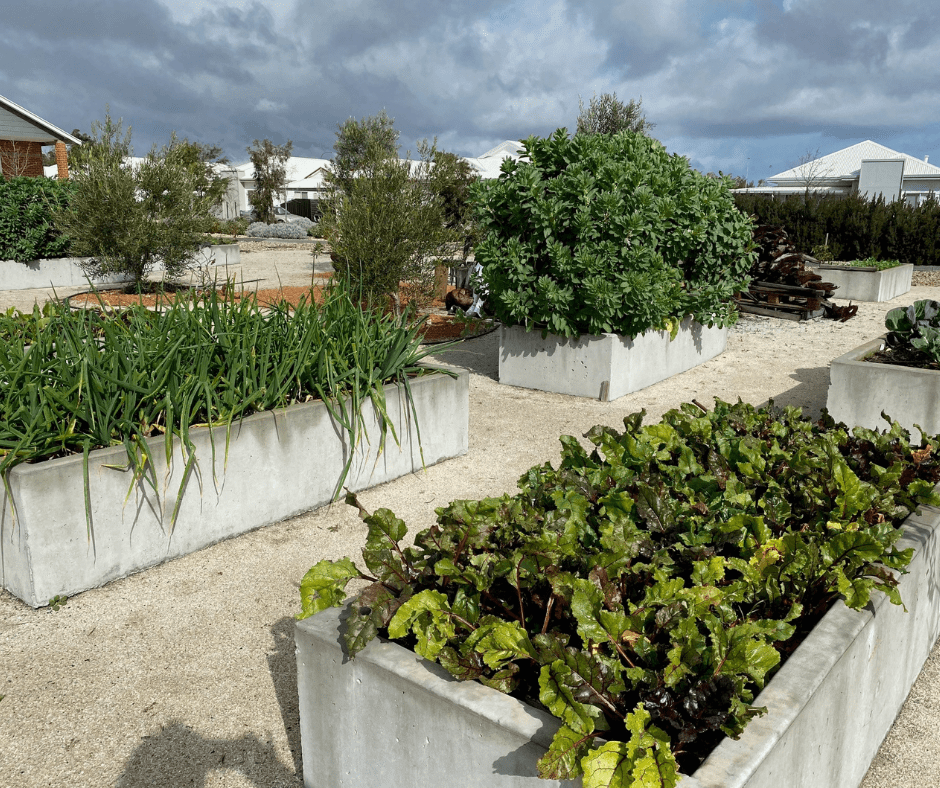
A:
465 140 524 179
769 140 940 184
478 140 524 160
233 156 332 182
0 94 80 145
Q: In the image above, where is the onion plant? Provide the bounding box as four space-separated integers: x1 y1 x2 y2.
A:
0 280 448 540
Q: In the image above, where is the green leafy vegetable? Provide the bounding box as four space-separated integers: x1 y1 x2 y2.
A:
299 400 940 786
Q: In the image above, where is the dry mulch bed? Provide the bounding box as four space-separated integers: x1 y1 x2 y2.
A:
67 277 494 344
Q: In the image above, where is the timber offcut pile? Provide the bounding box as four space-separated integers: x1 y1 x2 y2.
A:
734 225 858 322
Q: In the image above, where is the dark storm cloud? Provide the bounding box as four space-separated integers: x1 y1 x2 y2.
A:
1 0 939 176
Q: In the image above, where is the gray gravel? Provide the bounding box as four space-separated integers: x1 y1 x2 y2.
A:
1 248 938 787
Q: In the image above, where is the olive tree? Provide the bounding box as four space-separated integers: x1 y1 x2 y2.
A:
330 110 398 193
247 138 293 223
576 92 654 137
54 112 218 290
321 113 457 312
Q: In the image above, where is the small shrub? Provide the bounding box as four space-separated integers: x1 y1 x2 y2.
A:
205 216 250 237
246 221 309 239
0 176 73 262
471 130 755 338
54 112 219 288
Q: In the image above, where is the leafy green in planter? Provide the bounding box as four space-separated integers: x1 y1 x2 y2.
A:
299 400 940 787
844 257 903 271
886 299 940 365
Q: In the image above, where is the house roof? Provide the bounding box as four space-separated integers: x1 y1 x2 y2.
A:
769 140 940 184
465 140 524 179
0 94 80 145
478 140 525 160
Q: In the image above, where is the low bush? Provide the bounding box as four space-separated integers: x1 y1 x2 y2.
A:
205 216 250 237
471 130 755 338
246 221 310 239
735 191 940 266
0 176 73 262
300 400 940 786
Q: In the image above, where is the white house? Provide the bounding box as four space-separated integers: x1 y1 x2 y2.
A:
231 141 525 216
735 140 940 206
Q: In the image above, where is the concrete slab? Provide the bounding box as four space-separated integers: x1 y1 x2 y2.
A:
498 318 728 401
826 336 940 437
295 494 940 788
811 263 913 302
0 365 468 607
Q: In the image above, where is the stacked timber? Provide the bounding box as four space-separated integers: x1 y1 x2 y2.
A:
735 225 858 322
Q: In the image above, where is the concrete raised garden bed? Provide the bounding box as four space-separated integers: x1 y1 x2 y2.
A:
498 318 728 401
295 494 940 788
1 365 468 608
809 263 913 302
827 336 940 436
0 244 240 291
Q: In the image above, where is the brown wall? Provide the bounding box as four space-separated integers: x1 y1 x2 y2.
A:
0 139 44 178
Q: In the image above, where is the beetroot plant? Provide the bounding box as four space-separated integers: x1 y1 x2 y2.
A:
299 400 940 787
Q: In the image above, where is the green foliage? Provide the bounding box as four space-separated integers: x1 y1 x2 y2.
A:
300 400 940 786
205 216 249 237
577 93 654 137
48 595 68 612
54 112 219 288
322 125 457 311
0 176 73 262
885 299 940 363
430 149 481 262
330 109 399 194
160 135 231 226
845 256 902 271
0 282 448 534
735 191 940 266
471 130 755 338
247 138 293 224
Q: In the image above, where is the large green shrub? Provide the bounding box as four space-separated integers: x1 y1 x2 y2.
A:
734 191 940 266
0 176 73 262
471 130 755 338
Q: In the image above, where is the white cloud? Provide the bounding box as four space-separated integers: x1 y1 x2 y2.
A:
254 98 287 113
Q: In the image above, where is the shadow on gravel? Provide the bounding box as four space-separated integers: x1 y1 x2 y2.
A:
116 617 303 788
434 330 499 381
115 723 299 787
762 365 831 419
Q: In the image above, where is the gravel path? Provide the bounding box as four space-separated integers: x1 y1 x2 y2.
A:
1 249 939 786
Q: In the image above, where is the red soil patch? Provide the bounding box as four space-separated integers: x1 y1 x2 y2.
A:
67 279 494 344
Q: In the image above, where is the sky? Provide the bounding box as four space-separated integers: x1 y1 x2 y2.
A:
2 0 939 181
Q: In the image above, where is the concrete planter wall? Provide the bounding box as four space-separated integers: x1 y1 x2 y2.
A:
810 263 913 302
827 336 940 436
1 366 468 608
498 318 728 401
295 496 940 788
0 244 239 291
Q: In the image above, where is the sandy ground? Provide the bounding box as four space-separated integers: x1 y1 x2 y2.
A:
2 248 940 786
